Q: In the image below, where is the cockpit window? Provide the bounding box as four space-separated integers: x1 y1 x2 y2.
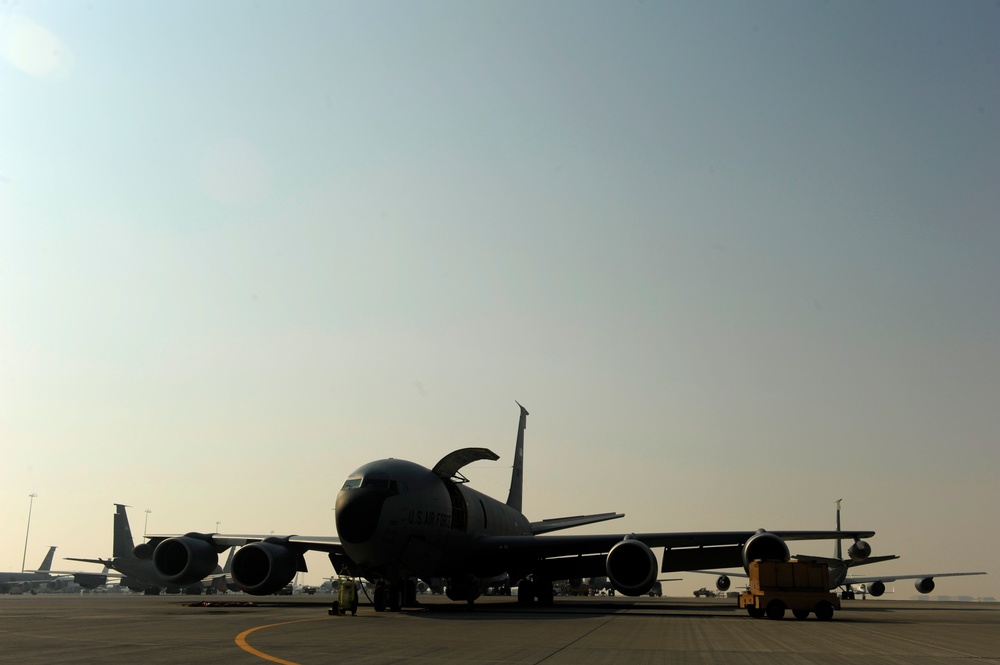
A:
361 477 390 489
341 478 362 490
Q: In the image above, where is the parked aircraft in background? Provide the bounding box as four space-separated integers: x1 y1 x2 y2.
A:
135 403 877 610
557 575 677 597
67 504 229 594
703 499 986 598
42 565 112 593
1 546 59 594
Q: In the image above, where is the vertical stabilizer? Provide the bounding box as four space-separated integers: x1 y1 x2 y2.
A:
505 401 529 513
113 504 135 558
834 498 843 560
37 546 57 572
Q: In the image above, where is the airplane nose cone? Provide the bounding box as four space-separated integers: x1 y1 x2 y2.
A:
336 488 392 544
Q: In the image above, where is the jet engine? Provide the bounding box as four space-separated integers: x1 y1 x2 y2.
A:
848 540 872 562
868 580 886 597
231 541 299 595
716 575 731 592
915 577 935 594
741 530 790 570
152 534 220 585
605 536 657 597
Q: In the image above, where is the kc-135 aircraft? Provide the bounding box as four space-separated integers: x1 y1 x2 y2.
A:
68 504 232 594
137 402 877 610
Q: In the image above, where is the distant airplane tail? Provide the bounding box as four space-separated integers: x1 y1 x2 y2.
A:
38 546 57 573
113 504 136 559
834 499 843 561
505 401 528 513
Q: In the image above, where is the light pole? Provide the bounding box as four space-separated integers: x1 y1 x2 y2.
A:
215 521 221 533
21 493 38 573
144 509 152 536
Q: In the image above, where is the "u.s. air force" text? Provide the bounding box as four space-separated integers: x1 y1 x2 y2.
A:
408 509 451 527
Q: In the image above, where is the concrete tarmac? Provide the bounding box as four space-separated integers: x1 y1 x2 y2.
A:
2 594 999 664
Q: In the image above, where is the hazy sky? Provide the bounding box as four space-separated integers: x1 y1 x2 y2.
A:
2 1 997 599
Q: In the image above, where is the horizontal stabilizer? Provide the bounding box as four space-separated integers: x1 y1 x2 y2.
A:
530 512 624 535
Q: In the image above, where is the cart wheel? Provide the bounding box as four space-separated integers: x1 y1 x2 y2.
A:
815 601 834 621
793 609 810 620
747 606 765 619
765 600 786 620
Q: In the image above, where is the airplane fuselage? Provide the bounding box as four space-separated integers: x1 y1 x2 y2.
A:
335 458 531 582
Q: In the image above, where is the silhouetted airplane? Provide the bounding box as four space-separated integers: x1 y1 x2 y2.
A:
67 504 227 594
135 403 876 609
1 546 59 594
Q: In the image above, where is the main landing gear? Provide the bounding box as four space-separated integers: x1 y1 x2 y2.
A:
372 579 418 612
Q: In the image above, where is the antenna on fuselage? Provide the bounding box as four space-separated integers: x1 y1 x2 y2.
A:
505 401 529 513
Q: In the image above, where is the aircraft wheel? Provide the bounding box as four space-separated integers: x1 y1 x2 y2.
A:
815 601 835 621
517 579 535 606
373 585 387 612
765 600 786 620
537 581 554 606
389 583 402 611
793 609 810 620
404 579 418 607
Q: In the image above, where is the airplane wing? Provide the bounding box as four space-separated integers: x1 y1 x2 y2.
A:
530 512 624 535
142 534 342 551
469 528 875 578
793 554 899 567
845 571 986 585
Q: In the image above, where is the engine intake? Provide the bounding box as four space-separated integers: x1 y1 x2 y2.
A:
915 577 935 594
152 534 219 585
741 530 790 571
231 541 299 595
606 536 657 597
868 580 886 597
848 540 871 562
716 575 731 592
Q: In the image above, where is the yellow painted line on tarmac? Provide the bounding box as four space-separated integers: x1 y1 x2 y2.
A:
235 617 328 665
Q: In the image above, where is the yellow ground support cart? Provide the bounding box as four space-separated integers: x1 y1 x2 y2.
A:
739 560 840 620
329 573 359 616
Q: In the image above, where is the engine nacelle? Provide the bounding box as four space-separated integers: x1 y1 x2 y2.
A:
606 536 657 597
868 580 886 597
231 541 298 595
152 534 219 585
848 540 872 562
716 575 731 592
741 530 790 571
915 577 935 594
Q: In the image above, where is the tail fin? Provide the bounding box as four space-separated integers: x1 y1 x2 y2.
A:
37 546 57 572
505 402 529 513
113 504 135 558
834 499 843 560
